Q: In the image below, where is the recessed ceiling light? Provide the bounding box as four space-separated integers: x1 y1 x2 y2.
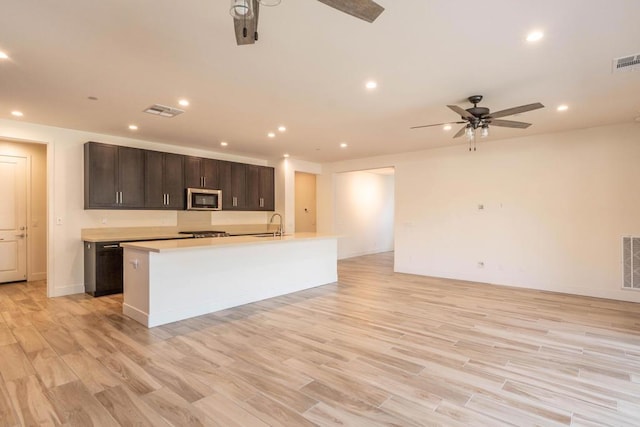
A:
283 153 290 158
178 99 189 107
11 111 23 117
267 132 276 138
128 124 138 130
526 31 544 42
0 51 9 59
220 141 228 146
443 124 452 131
340 142 348 148
278 126 286 132
365 80 377 90
557 104 569 112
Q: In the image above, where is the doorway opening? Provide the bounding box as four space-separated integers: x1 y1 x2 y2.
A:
295 172 317 232
0 140 47 285
334 167 395 260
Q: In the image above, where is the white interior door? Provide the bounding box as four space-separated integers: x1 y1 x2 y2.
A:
0 156 27 283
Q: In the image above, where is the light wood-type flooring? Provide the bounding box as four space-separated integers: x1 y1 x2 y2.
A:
1 252 640 426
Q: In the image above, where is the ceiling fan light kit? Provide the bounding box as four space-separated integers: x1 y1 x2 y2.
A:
230 0 253 19
411 95 545 151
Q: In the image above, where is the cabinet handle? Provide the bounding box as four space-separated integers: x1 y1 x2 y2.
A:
103 244 119 248
232 196 237 207
260 197 264 208
116 192 119 204
203 177 206 187
167 194 170 205
120 192 123 204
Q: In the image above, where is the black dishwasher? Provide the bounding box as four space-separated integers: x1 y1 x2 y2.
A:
84 241 123 296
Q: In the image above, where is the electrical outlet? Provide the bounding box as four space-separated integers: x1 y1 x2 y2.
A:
56 217 63 225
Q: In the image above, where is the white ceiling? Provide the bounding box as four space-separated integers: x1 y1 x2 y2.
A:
1 0 639 162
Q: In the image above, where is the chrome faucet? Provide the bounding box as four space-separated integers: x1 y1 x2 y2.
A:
269 213 283 237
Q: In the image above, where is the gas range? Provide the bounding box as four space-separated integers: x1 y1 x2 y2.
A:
179 230 229 238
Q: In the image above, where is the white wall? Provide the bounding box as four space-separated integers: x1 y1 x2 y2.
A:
335 170 394 259
0 140 47 280
277 158 322 234
0 119 273 297
319 123 640 303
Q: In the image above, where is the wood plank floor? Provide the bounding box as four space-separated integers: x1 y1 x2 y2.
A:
1 252 640 426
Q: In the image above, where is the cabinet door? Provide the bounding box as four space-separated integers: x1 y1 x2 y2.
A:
218 161 233 209
164 153 185 209
118 147 145 208
246 165 261 210
184 156 203 188
145 150 165 208
219 161 247 210
201 158 220 189
231 162 247 209
85 142 118 208
260 166 275 211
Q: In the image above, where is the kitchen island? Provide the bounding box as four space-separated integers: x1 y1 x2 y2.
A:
120 233 337 327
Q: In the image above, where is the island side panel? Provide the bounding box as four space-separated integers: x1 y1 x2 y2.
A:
145 238 337 327
123 248 151 326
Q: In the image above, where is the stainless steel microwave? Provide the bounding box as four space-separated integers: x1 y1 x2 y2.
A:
186 188 222 211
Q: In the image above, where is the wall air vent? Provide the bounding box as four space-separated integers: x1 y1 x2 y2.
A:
622 237 640 290
143 104 185 118
612 54 640 73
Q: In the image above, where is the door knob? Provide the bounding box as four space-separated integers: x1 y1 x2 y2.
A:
16 234 25 238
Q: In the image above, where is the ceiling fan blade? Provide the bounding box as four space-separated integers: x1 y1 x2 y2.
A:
410 121 466 130
447 105 475 121
488 102 544 119
233 0 259 46
453 125 468 138
489 119 532 129
316 0 384 23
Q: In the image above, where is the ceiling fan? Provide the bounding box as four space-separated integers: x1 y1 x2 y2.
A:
411 95 545 149
230 0 384 46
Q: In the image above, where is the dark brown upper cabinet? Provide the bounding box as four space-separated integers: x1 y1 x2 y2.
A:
184 156 220 189
84 142 145 209
247 165 275 211
219 161 248 210
145 151 185 209
85 142 275 211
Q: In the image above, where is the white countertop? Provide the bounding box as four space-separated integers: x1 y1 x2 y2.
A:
120 232 336 253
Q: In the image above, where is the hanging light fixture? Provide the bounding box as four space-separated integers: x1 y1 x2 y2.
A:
230 0 253 19
465 125 475 141
480 123 489 138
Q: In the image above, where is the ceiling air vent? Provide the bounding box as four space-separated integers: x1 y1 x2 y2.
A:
143 104 185 118
612 54 640 73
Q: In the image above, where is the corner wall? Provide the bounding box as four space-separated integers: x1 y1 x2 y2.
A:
319 123 640 303
335 170 394 259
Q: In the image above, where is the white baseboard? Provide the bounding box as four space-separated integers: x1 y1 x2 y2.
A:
123 303 149 326
49 283 85 297
339 248 394 260
28 272 47 281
